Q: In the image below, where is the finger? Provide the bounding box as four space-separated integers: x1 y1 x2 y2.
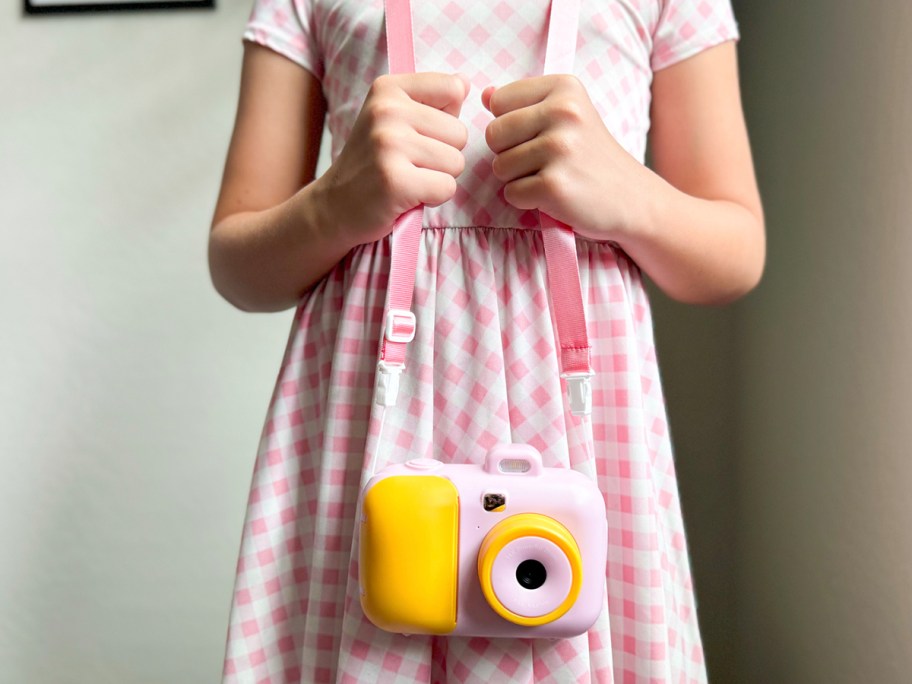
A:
405 167 459 207
408 102 469 150
487 75 559 117
397 72 469 117
485 105 549 154
491 137 551 184
405 131 466 178
502 174 544 211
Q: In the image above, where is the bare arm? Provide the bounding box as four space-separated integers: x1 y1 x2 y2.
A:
628 40 766 306
208 41 353 313
209 42 470 313
481 40 762 306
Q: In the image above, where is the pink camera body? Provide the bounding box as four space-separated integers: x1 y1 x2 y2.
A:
358 443 608 638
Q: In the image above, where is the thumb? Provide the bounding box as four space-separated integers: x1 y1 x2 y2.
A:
481 85 496 113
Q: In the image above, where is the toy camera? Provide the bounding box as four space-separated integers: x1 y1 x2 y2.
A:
358 443 607 638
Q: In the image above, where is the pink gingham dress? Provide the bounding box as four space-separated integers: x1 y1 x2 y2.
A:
223 1 740 682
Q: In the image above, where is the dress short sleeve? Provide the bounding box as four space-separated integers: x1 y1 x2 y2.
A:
242 0 323 80
650 0 740 72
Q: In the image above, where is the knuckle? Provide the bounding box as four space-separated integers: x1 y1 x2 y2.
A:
544 132 573 157
549 97 583 124
443 174 458 198
449 149 466 177
368 126 397 153
502 182 514 205
552 73 583 96
369 74 394 96
456 121 469 149
560 73 584 91
539 168 565 199
484 119 501 151
366 98 398 125
446 75 465 101
490 154 507 181
503 181 527 209
428 174 457 206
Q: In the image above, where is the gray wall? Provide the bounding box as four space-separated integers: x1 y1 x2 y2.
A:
3 1 909 683
729 1 912 682
656 3 912 681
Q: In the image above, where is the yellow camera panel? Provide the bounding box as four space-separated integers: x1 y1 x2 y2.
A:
360 476 459 634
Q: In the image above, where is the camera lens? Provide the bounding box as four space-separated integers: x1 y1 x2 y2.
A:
477 514 581 624
515 559 547 590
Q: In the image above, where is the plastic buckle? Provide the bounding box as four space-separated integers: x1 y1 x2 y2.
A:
375 360 404 407
384 309 416 344
561 371 594 416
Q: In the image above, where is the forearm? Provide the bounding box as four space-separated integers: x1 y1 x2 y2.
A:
208 179 356 313
615 170 766 307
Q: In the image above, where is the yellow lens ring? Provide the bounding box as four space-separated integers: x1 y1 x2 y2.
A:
476 513 583 626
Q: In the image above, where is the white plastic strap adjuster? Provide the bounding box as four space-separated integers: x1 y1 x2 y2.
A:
561 371 594 416
384 309 416 344
375 360 404 407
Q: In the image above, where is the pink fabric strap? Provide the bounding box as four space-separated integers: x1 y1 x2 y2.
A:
377 0 423 370
378 0 593 412
536 0 592 378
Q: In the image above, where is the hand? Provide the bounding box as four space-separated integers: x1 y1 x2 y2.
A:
482 74 655 241
317 72 470 247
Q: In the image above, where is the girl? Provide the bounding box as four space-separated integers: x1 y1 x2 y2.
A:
210 0 764 682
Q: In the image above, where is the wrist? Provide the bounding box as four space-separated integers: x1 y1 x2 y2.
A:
304 172 360 253
614 167 675 250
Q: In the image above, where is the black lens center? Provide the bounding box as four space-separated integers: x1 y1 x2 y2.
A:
516 559 547 590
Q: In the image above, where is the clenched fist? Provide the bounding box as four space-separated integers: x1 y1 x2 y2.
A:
483 74 652 242
318 72 470 247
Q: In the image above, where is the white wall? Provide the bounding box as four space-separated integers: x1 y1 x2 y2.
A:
0 4 329 682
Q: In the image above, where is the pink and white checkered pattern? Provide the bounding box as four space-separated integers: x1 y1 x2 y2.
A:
228 1 739 682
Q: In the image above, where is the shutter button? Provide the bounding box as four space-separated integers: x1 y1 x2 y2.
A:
404 458 442 471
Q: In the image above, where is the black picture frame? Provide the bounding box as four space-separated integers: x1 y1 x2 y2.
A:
24 0 213 14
